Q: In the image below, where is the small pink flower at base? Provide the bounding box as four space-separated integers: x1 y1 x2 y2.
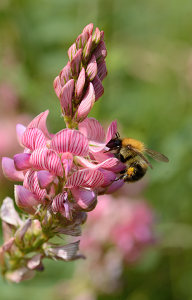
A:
0 197 23 227
52 192 72 220
27 254 44 271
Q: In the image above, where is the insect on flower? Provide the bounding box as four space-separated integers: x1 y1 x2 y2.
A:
106 133 169 182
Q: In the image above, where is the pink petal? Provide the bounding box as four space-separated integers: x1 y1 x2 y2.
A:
50 129 89 156
106 179 125 194
46 241 81 261
5 267 35 283
27 110 51 139
61 152 73 177
14 153 31 171
71 187 97 211
75 67 85 99
30 148 63 177
22 128 46 150
27 254 43 270
71 49 82 75
37 170 55 189
92 75 104 101
82 23 94 36
16 124 26 146
52 192 71 220
2 157 24 181
59 62 72 86
86 55 97 80
97 60 107 81
14 185 40 213
106 120 117 143
65 169 104 188
93 40 107 61
53 76 62 98
75 82 95 122
0 197 23 226
76 156 119 170
78 117 105 143
24 170 47 200
76 32 89 49
99 169 116 186
68 43 77 61
60 79 74 116
83 35 92 60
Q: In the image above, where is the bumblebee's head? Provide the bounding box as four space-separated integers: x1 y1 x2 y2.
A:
106 137 122 151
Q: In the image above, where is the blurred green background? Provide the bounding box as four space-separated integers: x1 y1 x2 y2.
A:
1 0 192 299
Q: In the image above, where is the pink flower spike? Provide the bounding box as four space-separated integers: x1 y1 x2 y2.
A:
60 79 74 116
65 169 104 188
14 153 31 171
16 124 26 146
92 75 104 101
78 117 105 143
2 157 24 181
86 55 97 81
75 82 95 123
50 129 89 156
82 23 94 36
53 76 62 98
61 152 73 177
106 120 117 143
37 170 55 189
59 62 72 86
14 185 40 213
83 35 92 60
27 110 51 139
106 179 125 194
68 43 77 61
71 187 97 211
22 128 46 150
71 49 82 76
75 67 85 99
97 60 107 81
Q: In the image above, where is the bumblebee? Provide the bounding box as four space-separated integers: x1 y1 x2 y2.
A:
106 133 169 182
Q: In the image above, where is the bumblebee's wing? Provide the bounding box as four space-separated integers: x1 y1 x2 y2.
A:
145 149 169 163
131 148 153 169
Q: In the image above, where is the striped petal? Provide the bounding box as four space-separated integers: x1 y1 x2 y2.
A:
76 32 89 49
50 129 89 156
65 169 104 188
82 23 93 36
37 170 55 189
75 83 95 122
75 67 85 99
60 79 74 116
97 60 107 81
68 43 77 61
83 35 92 60
86 55 97 81
30 148 63 177
76 156 119 170
22 128 46 150
61 152 73 177
60 62 72 86
53 76 62 98
14 185 40 213
71 187 97 211
71 49 82 75
106 120 117 143
78 117 105 143
27 110 51 139
2 157 24 181
16 124 26 146
92 27 101 44
92 75 104 101
14 153 31 171
52 192 71 220
24 170 47 200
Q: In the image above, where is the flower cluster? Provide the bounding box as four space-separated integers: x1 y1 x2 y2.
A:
0 24 127 282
